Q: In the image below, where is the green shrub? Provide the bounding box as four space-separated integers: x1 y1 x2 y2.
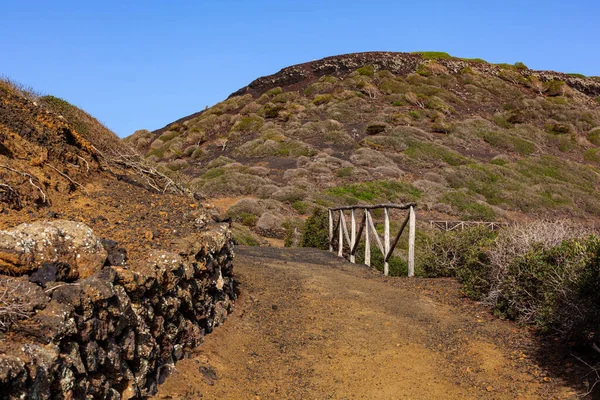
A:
304 82 334 96
235 212 257 227
159 131 179 142
544 80 566 96
514 61 528 70
292 201 309 214
231 223 262 246
587 127 600 145
416 64 432 77
379 78 407 94
404 141 467 166
300 209 329 250
441 192 496 221
146 143 170 159
357 65 375 77
313 94 332 105
326 180 421 204
353 244 409 276
232 115 264 132
202 168 225 179
259 103 285 118
584 148 600 163
496 63 514 70
481 131 535 155
424 220 599 340
266 87 284 97
462 57 487 63
545 122 572 135
283 218 303 247
336 167 353 178
365 122 388 135
497 236 600 339
413 51 452 60
166 159 188 171
422 227 496 293
206 156 234 168
490 157 508 166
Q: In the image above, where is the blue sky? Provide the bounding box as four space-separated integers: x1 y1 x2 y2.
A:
1 1 598 137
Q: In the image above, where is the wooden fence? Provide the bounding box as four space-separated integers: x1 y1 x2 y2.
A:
328 203 416 277
429 220 507 232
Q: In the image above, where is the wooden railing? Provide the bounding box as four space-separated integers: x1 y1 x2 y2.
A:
328 203 417 277
429 220 507 232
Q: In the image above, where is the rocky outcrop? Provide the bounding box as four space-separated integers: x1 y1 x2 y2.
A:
229 51 600 99
0 220 108 279
0 221 236 399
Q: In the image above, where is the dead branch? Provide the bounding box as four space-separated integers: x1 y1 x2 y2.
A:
107 150 188 195
76 155 90 172
89 142 188 195
0 164 46 203
571 353 600 397
44 283 80 293
45 163 88 193
0 278 33 330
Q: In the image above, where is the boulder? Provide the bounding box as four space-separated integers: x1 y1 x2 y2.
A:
0 220 107 279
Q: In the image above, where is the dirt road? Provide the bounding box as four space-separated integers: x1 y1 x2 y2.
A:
154 247 578 399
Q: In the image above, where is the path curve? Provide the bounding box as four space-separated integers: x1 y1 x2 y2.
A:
154 247 577 399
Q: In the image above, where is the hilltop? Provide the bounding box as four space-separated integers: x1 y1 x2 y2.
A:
126 51 600 249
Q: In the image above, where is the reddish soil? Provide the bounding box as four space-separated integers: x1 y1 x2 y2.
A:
154 247 585 399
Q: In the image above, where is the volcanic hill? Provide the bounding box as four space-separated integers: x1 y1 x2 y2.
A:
127 51 600 248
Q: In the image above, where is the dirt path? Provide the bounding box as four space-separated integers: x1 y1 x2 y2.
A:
154 247 578 399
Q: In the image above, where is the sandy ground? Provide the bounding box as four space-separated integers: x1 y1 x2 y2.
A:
154 247 580 399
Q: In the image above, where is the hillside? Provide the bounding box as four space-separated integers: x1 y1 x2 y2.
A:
0 79 236 399
127 51 600 245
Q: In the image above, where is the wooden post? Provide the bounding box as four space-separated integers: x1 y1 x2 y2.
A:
408 206 416 277
338 210 344 257
350 209 356 263
364 209 371 267
383 207 390 276
328 210 333 252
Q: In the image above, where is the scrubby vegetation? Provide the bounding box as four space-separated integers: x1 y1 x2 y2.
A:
300 209 329 250
127 52 600 251
424 222 599 341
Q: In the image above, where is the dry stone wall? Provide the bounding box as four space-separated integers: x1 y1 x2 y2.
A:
0 220 236 399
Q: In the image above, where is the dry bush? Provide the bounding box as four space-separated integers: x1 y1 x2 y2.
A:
256 184 280 199
404 92 426 109
227 198 264 217
105 146 188 194
0 277 34 331
0 77 41 101
484 220 591 306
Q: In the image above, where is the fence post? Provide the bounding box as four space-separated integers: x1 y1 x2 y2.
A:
350 209 356 263
408 206 416 277
338 210 344 257
328 209 333 252
364 209 371 267
384 207 390 276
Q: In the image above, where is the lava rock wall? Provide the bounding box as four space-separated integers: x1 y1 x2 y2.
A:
0 221 236 399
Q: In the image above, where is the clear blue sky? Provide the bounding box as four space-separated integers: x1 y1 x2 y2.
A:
1 1 598 137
